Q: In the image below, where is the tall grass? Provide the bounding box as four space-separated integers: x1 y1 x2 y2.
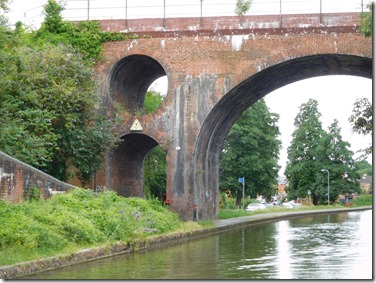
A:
0 188 182 266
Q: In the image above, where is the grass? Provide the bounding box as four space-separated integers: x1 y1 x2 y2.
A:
0 188 188 267
0 190 371 267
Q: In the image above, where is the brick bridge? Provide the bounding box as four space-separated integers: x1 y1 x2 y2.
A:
91 13 371 221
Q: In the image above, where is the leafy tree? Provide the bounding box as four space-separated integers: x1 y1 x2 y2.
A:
34 0 125 66
319 120 360 202
0 0 132 186
354 160 372 176
145 90 164 114
0 43 118 185
349 97 372 159
144 146 167 200
234 0 252 27
285 100 360 205
284 99 327 204
219 99 281 205
0 0 10 12
359 2 373 37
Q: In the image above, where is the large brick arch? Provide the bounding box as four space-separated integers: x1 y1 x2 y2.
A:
193 54 372 220
94 29 372 220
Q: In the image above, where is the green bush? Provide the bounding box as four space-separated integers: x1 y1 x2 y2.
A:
353 194 372 206
0 188 182 266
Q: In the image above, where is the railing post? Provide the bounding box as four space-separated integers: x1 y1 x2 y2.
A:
163 0 166 28
125 0 128 30
279 0 282 28
87 0 90 20
320 0 322 25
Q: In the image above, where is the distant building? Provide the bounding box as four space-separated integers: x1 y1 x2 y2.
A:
359 175 372 194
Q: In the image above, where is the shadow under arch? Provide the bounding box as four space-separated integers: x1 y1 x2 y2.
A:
109 54 167 115
193 54 372 220
110 133 159 197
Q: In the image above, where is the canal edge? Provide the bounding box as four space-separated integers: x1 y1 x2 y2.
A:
0 206 371 279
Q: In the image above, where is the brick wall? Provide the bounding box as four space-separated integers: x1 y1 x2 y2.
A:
97 12 360 32
0 151 75 203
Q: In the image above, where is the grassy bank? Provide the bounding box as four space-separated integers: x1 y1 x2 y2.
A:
0 188 207 267
219 194 373 219
1 190 371 267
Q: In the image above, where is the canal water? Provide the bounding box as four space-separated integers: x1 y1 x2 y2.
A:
23 209 372 280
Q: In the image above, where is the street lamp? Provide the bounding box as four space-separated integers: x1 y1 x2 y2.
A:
321 169 330 205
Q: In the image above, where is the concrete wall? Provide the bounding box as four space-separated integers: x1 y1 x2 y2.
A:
0 151 75 203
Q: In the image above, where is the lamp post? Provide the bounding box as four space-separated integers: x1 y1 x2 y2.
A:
321 169 330 205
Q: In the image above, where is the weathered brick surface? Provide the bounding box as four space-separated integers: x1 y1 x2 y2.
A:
93 27 371 220
97 13 360 32
0 151 75 203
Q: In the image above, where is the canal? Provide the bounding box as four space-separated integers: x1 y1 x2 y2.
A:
22 209 372 279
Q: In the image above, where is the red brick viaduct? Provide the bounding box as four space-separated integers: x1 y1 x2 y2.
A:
0 13 372 220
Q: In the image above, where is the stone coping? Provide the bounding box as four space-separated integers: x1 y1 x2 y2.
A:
0 206 371 279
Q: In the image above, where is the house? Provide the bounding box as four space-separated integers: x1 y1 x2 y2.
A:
359 175 372 194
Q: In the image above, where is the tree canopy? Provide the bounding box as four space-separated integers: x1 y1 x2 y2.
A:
285 99 360 205
359 2 373 37
219 99 281 204
0 0 124 185
349 96 372 159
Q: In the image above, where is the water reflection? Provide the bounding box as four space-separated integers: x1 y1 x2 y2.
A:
22 210 372 279
276 220 292 279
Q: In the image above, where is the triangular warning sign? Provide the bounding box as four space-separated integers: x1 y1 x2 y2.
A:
130 118 143 131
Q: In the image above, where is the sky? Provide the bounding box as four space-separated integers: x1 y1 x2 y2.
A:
5 0 372 177
5 0 365 28
151 75 372 177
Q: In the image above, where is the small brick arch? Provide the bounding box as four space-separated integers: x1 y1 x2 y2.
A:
109 133 160 197
193 54 372 220
109 54 167 115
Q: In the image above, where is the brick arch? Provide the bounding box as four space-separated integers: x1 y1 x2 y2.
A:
193 54 372 220
109 133 160 197
109 54 167 115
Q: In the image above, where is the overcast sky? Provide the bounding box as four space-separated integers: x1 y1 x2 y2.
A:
151 75 372 176
6 0 364 28
5 0 372 176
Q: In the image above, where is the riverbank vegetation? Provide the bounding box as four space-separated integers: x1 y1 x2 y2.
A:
0 0 128 186
218 194 373 219
0 188 210 267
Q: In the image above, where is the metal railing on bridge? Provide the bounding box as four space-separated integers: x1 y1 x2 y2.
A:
20 0 366 29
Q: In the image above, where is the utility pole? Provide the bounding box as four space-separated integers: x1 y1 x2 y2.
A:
239 177 245 209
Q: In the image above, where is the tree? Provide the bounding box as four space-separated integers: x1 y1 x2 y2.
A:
349 97 372 159
145 90 164 114
284 99 327 204
144 146 167 200
285 100 360 205
0 43 118 185
359 2 373 37
0 0 10 12
0 1 122 185
319 120 360 201
355 160 372 176
35 0 125 66
219 99 281 205
234 0 252 27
